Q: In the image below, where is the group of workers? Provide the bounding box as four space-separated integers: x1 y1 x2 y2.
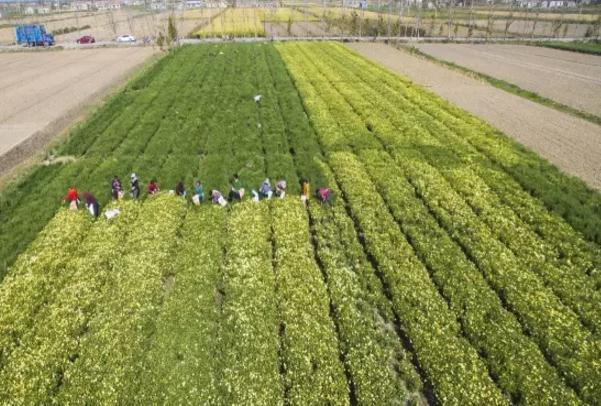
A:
65 173 333 218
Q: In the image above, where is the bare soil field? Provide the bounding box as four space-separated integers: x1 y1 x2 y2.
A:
348 42 601 191
0 46 155 173
415 44 601 117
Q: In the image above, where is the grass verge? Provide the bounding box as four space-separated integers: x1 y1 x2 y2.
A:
400 44 601 128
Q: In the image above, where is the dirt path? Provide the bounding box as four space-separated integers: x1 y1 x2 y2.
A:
415 44 601 117
0 46 156 174
348 42 601 191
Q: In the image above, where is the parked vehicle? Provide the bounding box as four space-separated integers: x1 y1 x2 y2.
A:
76 35 95 44
116 35 136 43
15 24 54 46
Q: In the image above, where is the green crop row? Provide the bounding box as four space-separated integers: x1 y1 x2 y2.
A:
0 209 90 374
261 45 424 404
276 41 601 404
270 199 349 404
306 43 601 336
135 205 227 404
56 195 186 403
338 43 601 246
220 202 283 405
0 200 141 403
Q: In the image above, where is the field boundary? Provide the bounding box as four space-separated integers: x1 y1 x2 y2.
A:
0 51 162 188
400 44 601 127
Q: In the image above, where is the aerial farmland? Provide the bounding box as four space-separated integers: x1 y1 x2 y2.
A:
0 0 600 404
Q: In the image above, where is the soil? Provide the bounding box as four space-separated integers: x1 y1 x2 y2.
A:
415 43 601 117
347 42 601 191
0 46 156 175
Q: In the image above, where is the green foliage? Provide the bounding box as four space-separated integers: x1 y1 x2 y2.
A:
3 41 601 405
167 14 178 46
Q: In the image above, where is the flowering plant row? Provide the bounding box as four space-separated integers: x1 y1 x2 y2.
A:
277 41 601 404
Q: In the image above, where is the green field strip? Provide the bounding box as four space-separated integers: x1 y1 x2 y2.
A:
270 199 349 404
54 195 186 403
254 46 299 192
324 57 601 290
130 47 225 189
262 46 328 186
0 200 141 403
395 148 601 403
134 206 227 404
263 45 424 404
307 169 426 404
0 209 90 372
287 43 601 402
338 43 601 246
358 148 581 405
80 48 203 158
308 43 601 335
328 152 507 405
326 44 601 286
158 49 229 188
219 202 284 405
76 47 211 196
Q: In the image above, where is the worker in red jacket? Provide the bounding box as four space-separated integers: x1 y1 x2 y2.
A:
64 186 79 210
315 187 332 205
148 179 159 196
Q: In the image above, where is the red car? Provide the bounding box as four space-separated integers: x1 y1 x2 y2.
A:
76 35 95 44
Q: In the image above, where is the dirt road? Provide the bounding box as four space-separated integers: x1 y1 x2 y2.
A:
415 44 601 117
0 46 155 173
348 42 601 191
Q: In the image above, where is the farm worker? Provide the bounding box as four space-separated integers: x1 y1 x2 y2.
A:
192 180 205 205
300 179 310 204
130 173 140 199
258 178 272 199
82 192 100 218
275 179 287 199
316 187 332 205
211 190 228 207
228 174 244 201
148 179 159 195
64 186 79 210
111 176 122 200
175 181 186 198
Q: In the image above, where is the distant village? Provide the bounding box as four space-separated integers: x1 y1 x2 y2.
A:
0 0 597 19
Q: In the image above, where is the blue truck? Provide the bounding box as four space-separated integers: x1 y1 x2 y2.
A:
15 24 55 46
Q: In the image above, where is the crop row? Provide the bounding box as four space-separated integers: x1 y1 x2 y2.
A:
0 209 90 375
55 195 186 403
136 205 227 404
276 42 600 403
270 199 348 404
220 202 283 404
326 43 601 290
0 46 211 280
309 43 601 337
264 45 425 404
340 43 601 246
0 200 141 403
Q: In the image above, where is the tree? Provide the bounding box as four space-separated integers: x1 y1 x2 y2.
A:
156 31 165 50
167 15 178 46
